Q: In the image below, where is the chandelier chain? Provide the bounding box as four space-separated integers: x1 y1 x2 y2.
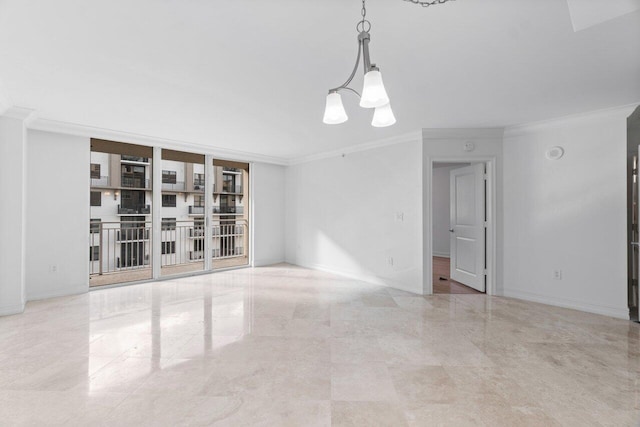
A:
356 0 371 33
403 0 455 7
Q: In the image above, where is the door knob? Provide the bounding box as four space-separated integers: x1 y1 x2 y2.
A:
449 229 454 233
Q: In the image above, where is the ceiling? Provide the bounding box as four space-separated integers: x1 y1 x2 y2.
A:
0 0 639 161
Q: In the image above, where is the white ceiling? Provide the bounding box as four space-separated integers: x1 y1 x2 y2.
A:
0 0 639 161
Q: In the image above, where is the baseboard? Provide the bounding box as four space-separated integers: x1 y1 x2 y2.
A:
432 252 450 258
292 261 421 295
0 302 25 316
253 258 286 267
26 285 88 302
501 288 628 320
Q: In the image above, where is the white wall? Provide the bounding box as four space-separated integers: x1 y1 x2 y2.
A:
286 139 424 294
0 111 27 315
252 162 286 266
502 107 634 318
423 130 504 295
25 130 90 300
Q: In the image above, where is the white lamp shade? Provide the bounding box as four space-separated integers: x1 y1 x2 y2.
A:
371 103 396 127
323 92 348 124
359 70 390 108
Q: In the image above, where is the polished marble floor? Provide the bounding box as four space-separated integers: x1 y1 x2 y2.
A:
1 264 640 426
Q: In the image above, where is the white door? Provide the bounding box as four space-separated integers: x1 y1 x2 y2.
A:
449 163 486 292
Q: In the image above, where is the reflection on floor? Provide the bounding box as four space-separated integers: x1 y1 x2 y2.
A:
89 256 249 287
433 256 482 294
3 264 640 425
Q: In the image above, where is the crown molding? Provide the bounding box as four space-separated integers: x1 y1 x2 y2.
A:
27 118 289 166
504 103 640 139
1 106 37 123
289 130 423 165
422 128 505 141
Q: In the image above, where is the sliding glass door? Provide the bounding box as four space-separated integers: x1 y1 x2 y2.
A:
89 140 250 286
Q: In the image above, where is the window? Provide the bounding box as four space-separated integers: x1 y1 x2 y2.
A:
194 173 205 186
162 217 176 230
194 195 204 207
90 246 100 261
162 170 177 184
223 174 233 192
161 241 176 254
90 191 101 206
90 163 101 179
121 165 147 189
90 218 101 234
162 194 176 207
194 238 204 252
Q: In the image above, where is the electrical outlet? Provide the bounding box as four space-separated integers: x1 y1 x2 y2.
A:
553 270 562 280
50 265 58 273
395 212 404 222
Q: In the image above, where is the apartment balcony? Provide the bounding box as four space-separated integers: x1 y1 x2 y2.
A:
220 185 243 195
213 206 243 215
188 206 204 215
118 205 151 215
190 251 205 261
121 155 149 164
117 229 150 241
121 177 151 189
91 176 110 187
162 181 185 191
193 182 205 192
189 227 205 238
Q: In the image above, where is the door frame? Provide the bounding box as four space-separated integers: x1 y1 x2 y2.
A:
425 156 497 296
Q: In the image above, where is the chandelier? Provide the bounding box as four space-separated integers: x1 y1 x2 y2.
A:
323 0 455 127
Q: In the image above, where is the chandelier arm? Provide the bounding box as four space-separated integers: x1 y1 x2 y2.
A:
336 86 362 98
329 40 363 93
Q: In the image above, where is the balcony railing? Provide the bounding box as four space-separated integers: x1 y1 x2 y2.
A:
212 246 244 258
162 181 185 191
118 205 151 215
91 176 110 187
121 155 149 163
213 206 243 214
89 221 152 277
121 177 151 189
117 228 150 241
188 206 204 215
90 219 248 279
189 227 205 238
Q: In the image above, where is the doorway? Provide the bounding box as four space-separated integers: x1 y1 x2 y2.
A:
627 106 640 320
430 160 494 295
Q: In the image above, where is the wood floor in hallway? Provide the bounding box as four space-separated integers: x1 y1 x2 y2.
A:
433 256 482 294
